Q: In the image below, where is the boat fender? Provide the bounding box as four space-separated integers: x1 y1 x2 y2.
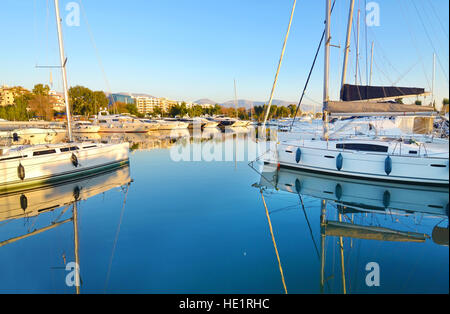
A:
385 156 392 175
12 132 19 142
336 153 343 171
295 179 302 194
73 186 81 201
383 190 391 208
432 226 449 246
20 194 28 211
17 163 25 181
71 153 79 167
335 184 343 200
295 148 301 163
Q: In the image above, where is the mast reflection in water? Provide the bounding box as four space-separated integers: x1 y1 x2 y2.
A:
254 164 448 294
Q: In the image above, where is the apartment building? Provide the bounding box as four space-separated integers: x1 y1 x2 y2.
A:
0 85 16 107
134 96 178 114
49 90 66 112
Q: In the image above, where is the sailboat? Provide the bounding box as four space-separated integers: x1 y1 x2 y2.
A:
0 0 129 194
265 0 448 186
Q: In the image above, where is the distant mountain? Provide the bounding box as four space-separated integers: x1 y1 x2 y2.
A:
129 93 155 98
194 98 219 105
106 92 156 98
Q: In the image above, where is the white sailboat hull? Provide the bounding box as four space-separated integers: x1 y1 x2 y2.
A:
274 139 449 186
0 142 129 194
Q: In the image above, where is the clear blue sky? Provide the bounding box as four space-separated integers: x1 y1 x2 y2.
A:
1 0 448 108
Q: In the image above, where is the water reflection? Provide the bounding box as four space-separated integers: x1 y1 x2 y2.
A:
0 166 131 293
254 165 448 293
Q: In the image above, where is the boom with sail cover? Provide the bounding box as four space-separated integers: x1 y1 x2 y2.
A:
326 100 435 115
341 84 429 102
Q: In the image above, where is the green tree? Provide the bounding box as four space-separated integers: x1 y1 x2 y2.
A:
32 84 50 96
0 93 33 121
288 104 297 117
69 86 95 116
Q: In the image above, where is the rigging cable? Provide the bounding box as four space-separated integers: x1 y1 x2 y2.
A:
411 0 449 84
78 0 117 113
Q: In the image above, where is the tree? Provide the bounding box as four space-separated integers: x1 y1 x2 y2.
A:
288 104 297 117
28 94 54 120
32 84 50 96
93 91 109 113
69 86 95 116
0 93 32 121
441 98 449 114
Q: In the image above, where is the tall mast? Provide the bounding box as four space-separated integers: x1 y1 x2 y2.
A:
369 41 374 86
432 53 436 107
355 8 360 85
340 0 355 98
234 79 238 118
262 0 297 130
54 0 73 141
323 0 331 139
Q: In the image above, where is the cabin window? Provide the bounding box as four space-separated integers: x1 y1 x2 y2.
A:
409 150 418 155
60 146 79 152
336 143 388 153
83 145 97 149
99 120 107 123
33 149 56 156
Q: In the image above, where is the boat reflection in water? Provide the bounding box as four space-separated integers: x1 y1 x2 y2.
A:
254 165 448 293
75 127 255 153
0 165 131 294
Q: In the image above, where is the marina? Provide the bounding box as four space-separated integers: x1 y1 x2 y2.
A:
0 130 447 293
0 0 448 298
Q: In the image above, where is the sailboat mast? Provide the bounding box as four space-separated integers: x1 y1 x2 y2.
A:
355 9 360 85
323 0 331 139
234 79 238 118
262 0 297 129
432 53 436 107
54 0 73 142
340 0 355 98
369 41 374 86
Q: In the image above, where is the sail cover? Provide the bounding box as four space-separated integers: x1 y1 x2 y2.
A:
341 84 426 101
326 101 435 114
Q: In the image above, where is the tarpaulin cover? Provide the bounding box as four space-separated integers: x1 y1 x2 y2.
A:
341 84 425 101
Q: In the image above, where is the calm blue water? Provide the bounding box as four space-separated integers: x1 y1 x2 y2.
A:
0 130 448 294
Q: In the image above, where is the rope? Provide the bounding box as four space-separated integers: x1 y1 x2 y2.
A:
260 189 288 294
